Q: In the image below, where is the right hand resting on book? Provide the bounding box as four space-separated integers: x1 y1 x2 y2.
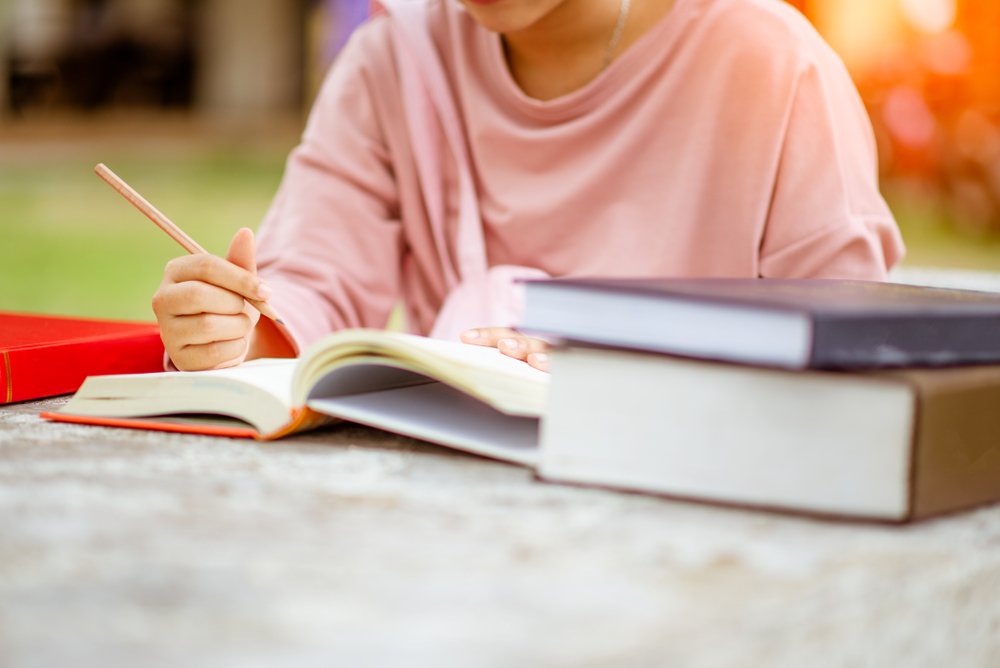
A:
152 228 273 371
460 327 550 371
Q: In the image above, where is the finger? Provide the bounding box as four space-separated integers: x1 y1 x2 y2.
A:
460 327 519 347
164 312 252 347
164 253 269 303
157 280 248 316
226 227 257 274
174 338 248 372
497 335 549 361
526 352 550 372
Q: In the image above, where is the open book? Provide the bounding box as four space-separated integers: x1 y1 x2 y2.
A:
43 329 549 465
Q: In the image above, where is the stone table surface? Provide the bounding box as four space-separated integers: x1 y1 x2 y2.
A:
1 396 999 668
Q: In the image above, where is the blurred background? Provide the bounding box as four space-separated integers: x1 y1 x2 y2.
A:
1 0 998 320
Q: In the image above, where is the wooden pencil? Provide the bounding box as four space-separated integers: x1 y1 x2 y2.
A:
94 163 286 327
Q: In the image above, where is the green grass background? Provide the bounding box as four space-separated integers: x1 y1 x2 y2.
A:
2 135 1000 322
1 147 287 321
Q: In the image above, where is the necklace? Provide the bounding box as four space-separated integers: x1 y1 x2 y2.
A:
603 0 632 69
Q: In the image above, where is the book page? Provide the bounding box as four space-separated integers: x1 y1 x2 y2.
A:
294 330 549 416
193 358 298 406
57 358 299 436
308 382 539 466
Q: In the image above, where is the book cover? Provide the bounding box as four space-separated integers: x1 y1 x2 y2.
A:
538 344 1000 522
519 278 1000 369
0 312 165 404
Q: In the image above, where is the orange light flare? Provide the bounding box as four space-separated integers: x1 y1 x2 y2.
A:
900 0 957 34
810 0 999 176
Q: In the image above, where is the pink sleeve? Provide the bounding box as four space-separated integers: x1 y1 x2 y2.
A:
256 24 403 353
759 54 905 280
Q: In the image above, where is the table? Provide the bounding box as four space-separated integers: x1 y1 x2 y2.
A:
1 395 999 667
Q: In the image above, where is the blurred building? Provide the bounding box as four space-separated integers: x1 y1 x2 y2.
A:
0 0 316 119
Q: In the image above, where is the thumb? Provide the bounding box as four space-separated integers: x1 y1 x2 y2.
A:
226 227 257 274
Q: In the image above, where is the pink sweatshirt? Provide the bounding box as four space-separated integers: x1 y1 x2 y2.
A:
256 0 905 353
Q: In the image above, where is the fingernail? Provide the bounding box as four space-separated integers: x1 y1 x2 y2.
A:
257 282 273 300
500 338 522 351
462 329 480 340
529 352 549 367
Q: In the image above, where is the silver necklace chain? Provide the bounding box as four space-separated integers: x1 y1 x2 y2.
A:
604 0 632 68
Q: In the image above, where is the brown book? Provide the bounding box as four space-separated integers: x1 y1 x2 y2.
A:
538 345 1000 522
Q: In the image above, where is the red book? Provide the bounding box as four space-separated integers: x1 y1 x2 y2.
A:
0 312 164 404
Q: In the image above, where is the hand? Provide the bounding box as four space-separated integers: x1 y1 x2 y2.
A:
152 227 271 371
460 327 550 371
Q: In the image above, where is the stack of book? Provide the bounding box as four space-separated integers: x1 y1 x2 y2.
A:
518 278 1000 523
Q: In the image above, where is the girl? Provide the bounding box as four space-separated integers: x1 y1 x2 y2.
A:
152 0 904 371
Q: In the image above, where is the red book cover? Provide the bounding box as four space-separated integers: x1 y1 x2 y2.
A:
0 312 165 404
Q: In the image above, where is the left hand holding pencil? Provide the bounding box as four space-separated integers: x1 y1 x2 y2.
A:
153 227 271 371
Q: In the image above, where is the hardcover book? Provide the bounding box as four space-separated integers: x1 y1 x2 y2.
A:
519 278 1000 369
0 312 164 404
539 344 1000 522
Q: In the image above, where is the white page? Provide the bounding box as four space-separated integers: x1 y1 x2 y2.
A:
308 382 539 466
191 358 297 406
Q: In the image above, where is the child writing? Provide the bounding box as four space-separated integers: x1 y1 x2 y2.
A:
152 0 904 372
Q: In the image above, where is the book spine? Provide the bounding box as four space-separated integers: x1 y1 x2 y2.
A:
908 367 1000 519
1 350 11 404
1 332 164 404
811 314 1000 368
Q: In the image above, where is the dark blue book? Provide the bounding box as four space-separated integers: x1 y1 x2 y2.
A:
519 278 1000 369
